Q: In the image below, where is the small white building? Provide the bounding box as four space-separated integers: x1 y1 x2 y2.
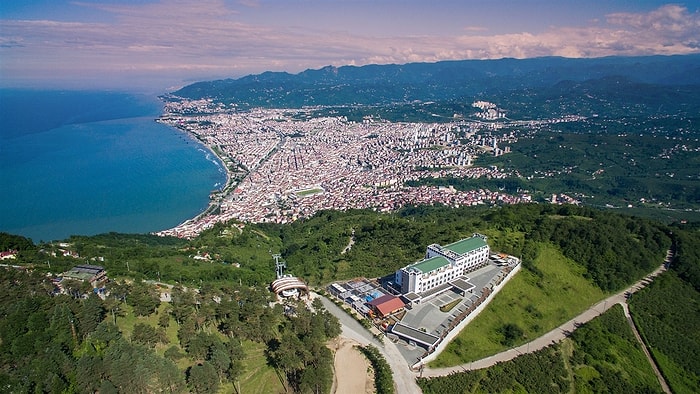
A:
395 234 489 296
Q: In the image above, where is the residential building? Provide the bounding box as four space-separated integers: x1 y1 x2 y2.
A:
62 265 108 288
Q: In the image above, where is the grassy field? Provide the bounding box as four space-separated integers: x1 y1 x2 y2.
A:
430 243 606 367
419 306 663 393
296 187 324 197
651 348 699 394
479 228 525 256
570 305 661 391
237 340 286 394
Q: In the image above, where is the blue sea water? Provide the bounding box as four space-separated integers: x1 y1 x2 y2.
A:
0 89 225 242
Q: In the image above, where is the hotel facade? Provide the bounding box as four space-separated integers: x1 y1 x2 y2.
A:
395 234 490 296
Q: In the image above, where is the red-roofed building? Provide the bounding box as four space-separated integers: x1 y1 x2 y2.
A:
367 294 405 318
0 250 18 260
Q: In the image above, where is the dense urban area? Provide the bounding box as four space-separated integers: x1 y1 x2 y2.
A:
155 98 592 238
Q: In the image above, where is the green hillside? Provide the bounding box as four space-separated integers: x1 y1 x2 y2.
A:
1 203 698 393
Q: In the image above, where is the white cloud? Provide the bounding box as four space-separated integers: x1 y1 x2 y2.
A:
1 2 699 88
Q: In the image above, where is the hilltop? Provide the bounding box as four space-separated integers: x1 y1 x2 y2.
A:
1 204 698 392
171 55 700 118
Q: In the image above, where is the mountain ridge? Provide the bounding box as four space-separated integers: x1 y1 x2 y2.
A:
171 54 700 109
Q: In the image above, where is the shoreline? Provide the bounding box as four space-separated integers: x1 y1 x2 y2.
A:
155 115 238 234
150 102 537 238
2 90 234 243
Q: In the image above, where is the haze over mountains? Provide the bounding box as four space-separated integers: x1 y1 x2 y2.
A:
173 55 700 114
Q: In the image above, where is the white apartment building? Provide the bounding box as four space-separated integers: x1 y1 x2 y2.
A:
395 234 489 296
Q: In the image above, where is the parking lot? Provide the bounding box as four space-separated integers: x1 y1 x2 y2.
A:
328 260 514 364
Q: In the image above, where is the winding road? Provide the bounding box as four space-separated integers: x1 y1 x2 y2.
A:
422 252 672 380
322 250 672 393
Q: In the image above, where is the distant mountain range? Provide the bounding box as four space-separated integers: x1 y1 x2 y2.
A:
172 55 700 112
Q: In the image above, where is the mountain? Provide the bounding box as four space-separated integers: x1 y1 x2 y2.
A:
171 55 700 109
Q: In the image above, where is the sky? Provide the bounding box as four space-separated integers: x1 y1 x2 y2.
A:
1 0 699 91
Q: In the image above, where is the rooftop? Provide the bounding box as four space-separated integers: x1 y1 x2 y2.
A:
451 277 475 293
443 236 487 255
390 322 440 349
409 256 451 274
368 294 405 316
63 265 105 282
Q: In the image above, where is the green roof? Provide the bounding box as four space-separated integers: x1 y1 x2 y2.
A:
443 237 487 255
409 256 450 274
64 271 94 281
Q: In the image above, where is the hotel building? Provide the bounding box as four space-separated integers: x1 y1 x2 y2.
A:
395 234 489 297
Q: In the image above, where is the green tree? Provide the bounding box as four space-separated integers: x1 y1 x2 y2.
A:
127 280 161 317
75 354 106 393
131 322 161 348
48 303 78 352
186 332 215 361
89 321 122 347
187 362 219 394
103 338 185 393
499 323 524 346
225 339 245 382
158 306 172 329
177 317 197 350
78 294 106 339
208 344 231 382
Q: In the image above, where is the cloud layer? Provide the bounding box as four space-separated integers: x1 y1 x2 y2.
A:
1 1 699 89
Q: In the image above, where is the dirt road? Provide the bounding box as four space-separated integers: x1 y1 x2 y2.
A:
331 337 373 394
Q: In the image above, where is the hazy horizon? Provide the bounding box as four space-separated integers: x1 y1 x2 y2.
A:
2 1 699 91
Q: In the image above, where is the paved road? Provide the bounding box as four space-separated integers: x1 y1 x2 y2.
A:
321 251 672 392
318 295 423 394
422 259 670 377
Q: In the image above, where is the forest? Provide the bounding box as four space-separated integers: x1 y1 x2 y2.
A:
0 202 698 392
410 128 700 223
0 267 340 393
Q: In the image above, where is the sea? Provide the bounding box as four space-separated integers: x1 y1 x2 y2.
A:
0 89 226 243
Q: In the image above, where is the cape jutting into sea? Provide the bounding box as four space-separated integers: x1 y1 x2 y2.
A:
0 89 226 243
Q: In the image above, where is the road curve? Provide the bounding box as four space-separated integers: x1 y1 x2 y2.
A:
317 295 423 394
422 257 670 378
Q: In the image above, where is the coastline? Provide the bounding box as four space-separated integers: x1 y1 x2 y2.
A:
1 90 224 242
150 100 537 239
154 114 238 237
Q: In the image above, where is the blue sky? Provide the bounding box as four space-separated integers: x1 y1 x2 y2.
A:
1 1 699 91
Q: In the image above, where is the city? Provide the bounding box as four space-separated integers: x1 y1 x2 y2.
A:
155 99 584 238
